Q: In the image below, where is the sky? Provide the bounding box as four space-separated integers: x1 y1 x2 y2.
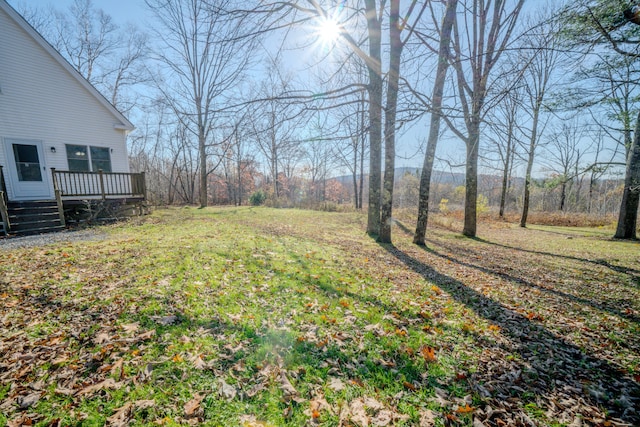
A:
9 0 148 26
7 0 449 172
6 0 624 179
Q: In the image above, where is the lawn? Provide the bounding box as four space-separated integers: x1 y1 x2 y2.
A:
0 207 638 426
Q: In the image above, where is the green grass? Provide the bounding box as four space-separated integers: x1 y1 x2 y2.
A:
0 207 638 426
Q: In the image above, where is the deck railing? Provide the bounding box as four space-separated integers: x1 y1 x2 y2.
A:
0 165 9 233
0 165 6 199
52 169 146 200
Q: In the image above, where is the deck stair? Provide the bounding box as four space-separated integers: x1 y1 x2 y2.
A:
6 200 65 236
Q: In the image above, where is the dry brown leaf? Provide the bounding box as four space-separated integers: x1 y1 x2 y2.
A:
134 399 155 409
419 409 437 427
93 332 111 345
306 394 333 417
17 392 41 410
328 377 346 391
106 402 132 427
75 378 123 396
121 323 139 334
349 398 369 427
136 330 156 341
239 415 275 426
192 354 207 370
184 393 204 418
218 378 237 401
279 372 301 402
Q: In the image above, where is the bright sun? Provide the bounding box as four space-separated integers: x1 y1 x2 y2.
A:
316 16 341 44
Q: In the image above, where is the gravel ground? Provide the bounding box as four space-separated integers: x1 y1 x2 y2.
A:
0 228 108 251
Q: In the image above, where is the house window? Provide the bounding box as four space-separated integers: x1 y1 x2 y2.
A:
90 146 112 172
66 144 89 172
65 144 112 172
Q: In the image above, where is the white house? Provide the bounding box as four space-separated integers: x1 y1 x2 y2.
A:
0 0 135 203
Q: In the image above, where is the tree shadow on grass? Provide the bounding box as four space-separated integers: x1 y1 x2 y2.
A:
471 236 640 280
380 243 640 424
419 240 640 326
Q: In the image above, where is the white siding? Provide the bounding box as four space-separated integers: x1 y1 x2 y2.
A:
0 4 131 200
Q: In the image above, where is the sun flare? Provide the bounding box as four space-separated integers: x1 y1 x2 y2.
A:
316 16 341 44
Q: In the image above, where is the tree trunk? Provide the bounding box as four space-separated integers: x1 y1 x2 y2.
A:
614 111 640 239
414 0 457 246
352 145 359 209
463 120 480 237
379 0 402 244
359 131 365 210
199 132 207 208
499 128 513 218
365 0 382 236
520 105 541 228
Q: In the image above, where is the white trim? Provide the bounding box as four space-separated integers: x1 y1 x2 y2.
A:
0 1 134 132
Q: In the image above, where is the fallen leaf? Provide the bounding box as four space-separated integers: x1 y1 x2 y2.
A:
328 377 346 391
419 409 436 427
17 392 41 410
76 378 123 396
122 323 139 334
184 393 204 418
456 404 474 414
279 372 302 402
218 378 237 401
421 346 437 363
106 402 132 427
349 398 369 427
192 354 207 370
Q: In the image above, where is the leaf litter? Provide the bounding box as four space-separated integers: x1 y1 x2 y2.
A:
0 207 638 426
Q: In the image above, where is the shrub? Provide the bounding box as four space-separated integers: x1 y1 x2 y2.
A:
249 190 267 206
439 198 449 214
476 194 489 214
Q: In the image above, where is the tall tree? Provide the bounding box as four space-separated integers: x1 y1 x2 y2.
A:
445 0 525 237
518 13 562 227
238 0 424 241
17 0 148 112
413 0 458 246
145 0 254 208
486 84 521 218
562 0 640 238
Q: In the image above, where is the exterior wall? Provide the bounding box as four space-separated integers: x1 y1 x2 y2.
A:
0 4 131 201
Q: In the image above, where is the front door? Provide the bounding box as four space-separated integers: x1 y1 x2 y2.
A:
4 139 52 200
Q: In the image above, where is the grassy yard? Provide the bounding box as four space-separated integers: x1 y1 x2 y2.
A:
0 207 638 426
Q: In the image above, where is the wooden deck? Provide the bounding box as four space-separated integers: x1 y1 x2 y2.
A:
1 167 146 236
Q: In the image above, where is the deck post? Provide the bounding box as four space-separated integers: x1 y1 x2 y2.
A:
98 169 106 200
55 189 66 228
0 191 10 234
141 171 147 200
51 168 58 193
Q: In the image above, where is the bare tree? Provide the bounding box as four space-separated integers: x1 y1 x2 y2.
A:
445 0 525 237
413 0 458 245
518 14 563 227
485 83 521 218
562 0 640 238
145 0 254 208
543 120 586 211
16 0 148 112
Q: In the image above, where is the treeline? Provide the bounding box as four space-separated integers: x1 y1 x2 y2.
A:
14 0 640 240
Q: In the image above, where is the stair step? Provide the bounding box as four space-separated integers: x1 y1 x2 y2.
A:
9 219 63 232
9 212 61 222
12 225 66 236
7 200 57 209
5 200 64 236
